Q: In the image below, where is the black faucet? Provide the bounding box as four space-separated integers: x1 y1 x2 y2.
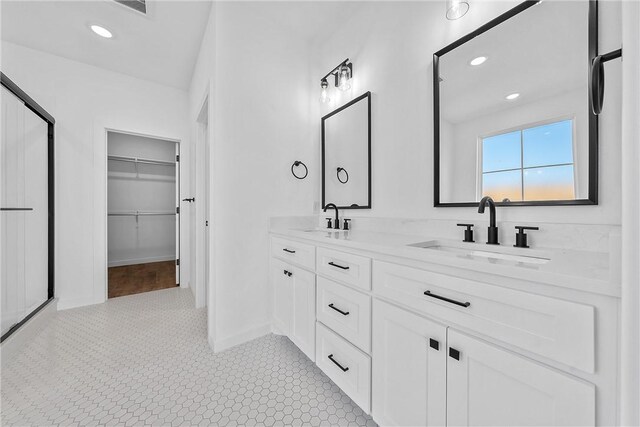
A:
323 203 340 229
478 196 499 245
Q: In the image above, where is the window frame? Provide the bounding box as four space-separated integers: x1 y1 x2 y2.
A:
476 116 579 202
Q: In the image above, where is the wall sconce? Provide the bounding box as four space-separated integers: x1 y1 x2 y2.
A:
319 59 353 102
320 78 330 104
446 0 469 20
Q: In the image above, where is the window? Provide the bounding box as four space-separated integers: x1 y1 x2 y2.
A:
480 119 575 202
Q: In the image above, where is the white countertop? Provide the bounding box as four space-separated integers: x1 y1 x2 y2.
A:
270 227 620 298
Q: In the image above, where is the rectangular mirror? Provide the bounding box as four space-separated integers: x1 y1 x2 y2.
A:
434 0 597 207
322 91 371 209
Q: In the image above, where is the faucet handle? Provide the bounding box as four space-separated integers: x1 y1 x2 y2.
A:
514 226 539 248
343 218 351 231
456 224 475 243
325 217 333 229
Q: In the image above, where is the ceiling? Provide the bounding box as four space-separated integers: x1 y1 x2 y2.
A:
1 0 212 89
439 0 590 124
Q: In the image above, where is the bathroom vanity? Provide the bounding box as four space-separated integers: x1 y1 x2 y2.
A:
269 224 619 426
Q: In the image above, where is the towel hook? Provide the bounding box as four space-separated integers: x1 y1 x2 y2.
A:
291 161 308 180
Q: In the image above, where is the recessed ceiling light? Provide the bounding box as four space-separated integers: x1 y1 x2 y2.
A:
505 93 520 100
469 56 487 66
91 25 113 39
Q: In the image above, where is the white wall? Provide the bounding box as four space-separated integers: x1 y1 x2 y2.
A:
314 0 622 225
188 3 318 350
1 41 190 309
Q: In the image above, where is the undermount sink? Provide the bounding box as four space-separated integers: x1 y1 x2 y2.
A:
302 228 345 234
409 240 550 265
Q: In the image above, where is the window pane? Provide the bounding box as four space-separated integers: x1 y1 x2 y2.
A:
482 170 522 202
523 120 573 168
523 165 575 200
482 131 521 172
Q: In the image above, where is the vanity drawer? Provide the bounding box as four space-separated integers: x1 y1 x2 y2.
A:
372 260 595 373
271 237 315 271
317 277 371 353
317 247 371 290
316 322 371 414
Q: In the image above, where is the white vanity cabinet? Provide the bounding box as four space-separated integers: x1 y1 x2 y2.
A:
271 243 316 361
446 329 595 427
269 231 617 426
372 299 447 427
372 300 595 427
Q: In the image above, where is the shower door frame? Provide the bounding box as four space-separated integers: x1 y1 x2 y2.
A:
1 72 55 343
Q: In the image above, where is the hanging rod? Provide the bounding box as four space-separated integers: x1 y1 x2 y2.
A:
108 155 176 167
108 211 176 216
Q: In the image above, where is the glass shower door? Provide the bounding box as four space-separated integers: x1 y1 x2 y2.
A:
1 85 49 338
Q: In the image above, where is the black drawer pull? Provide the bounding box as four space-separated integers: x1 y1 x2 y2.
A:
424 290 470 308
328 354 349 372
283 270 292 277
282 248 296 254
449 347 460 360
328 261 349 270
328 303 349 316
429 338 439 351
1 207 34 211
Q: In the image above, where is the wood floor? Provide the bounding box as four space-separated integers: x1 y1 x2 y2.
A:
108 261 177 298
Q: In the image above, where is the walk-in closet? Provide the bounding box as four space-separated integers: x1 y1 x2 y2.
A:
1 74 54 342
107 131 179 298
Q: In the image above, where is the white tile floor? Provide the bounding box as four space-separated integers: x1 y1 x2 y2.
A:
1 288 376 426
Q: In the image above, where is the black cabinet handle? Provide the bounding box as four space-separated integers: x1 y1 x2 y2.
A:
328 354 349 372
449 347 460 360
328 261 349 270
328 303 349 316
429 338 440 351
1 207 34 211
283 270 292 277
282 248 296 254
423 291 470 308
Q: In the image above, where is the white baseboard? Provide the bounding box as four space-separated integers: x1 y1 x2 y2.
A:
57 295 100 311
211 322 272 353
108 255 176 268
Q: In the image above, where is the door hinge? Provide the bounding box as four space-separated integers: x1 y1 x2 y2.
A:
176 207 180 214
176 259 180 266
176 155 180 162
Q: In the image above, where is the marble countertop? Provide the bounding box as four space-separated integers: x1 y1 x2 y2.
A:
270 227 620 298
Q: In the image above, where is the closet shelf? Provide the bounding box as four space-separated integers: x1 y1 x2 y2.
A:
108 211 176 216
108 155 176 167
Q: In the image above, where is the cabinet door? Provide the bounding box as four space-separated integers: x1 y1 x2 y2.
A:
372 300 447 427
290 266 316 361
271 258 292 336
447 329 595 427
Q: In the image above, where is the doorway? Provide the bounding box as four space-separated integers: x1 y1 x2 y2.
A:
106 130 180 298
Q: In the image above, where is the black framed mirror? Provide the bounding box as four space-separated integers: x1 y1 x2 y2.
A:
433 0 598 207
322 91 371 209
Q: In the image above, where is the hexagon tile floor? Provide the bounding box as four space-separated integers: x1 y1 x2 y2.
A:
1 288 376 426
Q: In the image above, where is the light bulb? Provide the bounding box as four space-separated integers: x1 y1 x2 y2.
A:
320 79 330 104
446 0 469 20
338 66 351 92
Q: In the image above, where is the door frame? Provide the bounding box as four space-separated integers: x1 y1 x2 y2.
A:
193 94 209 308
103 128 182 300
